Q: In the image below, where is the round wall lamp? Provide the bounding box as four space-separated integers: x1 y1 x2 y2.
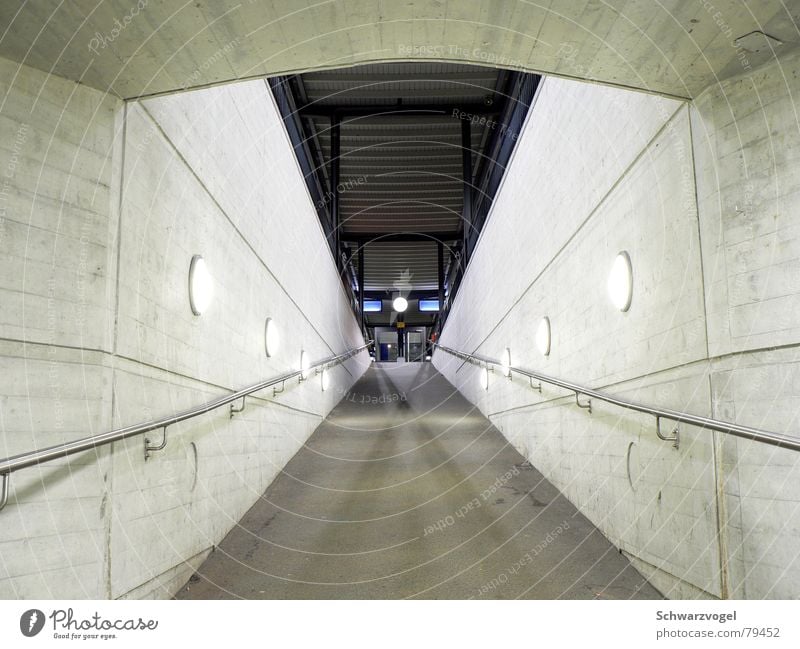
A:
500 347 511 377
608 251 633 312
300 350 311 380
479 366 489 391
536 316 551 356
392 296 408 313
188 255 213 316
321 367 330 391
264 318 280 357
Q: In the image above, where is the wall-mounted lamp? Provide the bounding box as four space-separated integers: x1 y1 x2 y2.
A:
392 296 408 312
536 316 551 356
500 348 511 377
321 367 330 391
479 366 489 391
264 318 279 357
300 350 311 380
188 255 213 316
608 251 633 312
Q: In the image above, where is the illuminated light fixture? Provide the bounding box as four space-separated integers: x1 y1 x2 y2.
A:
500 347 511 377
479 366 489 391
536 317 551 356
188 255 213 316
608 251 633 312
300 350 311 380
425 355 432 361
264 318 279 357
392 296 408 312
321 367 330 391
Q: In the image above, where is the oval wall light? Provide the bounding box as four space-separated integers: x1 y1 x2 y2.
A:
300 350 311 380
321 367 330 392
264 318 280 357
608 251 633 312
392 296 408 312
189 255 213 316
536 316 551 356
500 347 511 377
479 366 489 391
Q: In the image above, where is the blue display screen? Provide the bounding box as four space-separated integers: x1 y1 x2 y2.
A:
419 299 440 312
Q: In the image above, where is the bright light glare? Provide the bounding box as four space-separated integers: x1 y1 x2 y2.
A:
265 318 279 357
536 317 551 356
500 348 511 377
479 367 489 390
188 255 213 315
608 251 633 311
392 296 408 312
321 368 330 391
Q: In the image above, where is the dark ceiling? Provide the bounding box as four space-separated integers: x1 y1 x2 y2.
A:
270 62 539 329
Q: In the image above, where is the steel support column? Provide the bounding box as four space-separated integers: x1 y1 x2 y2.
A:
437 241 444 333
461 119 473 266
331 116 341 274
358 244 365 334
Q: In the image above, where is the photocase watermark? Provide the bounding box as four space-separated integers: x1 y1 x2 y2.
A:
21 608 159 641
474 519 571 596
423 465 521 536
451 108 520 141
87 0 148 55
328 382 407 405
699 1 752 73
397 44 527 70
0 122 28 258
180 37 242 90
317 175 368 209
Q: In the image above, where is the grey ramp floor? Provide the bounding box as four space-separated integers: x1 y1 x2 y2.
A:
176 362 661 599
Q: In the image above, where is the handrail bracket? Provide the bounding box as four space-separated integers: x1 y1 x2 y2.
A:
0 473 9 512
273 380 286 397
230 396 246 418
575 392 592 414
529 377 542 393
144 426 168 461
656 416 680 449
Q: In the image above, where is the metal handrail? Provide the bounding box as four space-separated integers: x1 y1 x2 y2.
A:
433 343 800 453
0 342 372 510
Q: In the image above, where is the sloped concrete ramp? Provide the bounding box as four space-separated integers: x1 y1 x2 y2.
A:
177 363 660 599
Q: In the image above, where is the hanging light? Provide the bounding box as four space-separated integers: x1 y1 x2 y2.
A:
392 296 408 312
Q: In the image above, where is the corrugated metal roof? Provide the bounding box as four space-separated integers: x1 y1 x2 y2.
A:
296 62 504 292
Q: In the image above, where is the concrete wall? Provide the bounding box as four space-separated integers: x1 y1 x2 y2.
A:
0 57 368 599
435 49 800 599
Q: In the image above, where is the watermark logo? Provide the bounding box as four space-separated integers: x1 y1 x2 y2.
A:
20 609 45 637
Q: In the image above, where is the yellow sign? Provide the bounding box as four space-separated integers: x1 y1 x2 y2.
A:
397 322 405 329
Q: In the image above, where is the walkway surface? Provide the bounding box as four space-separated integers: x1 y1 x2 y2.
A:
176 362 661 599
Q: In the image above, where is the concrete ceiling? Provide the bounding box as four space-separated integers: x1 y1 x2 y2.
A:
1 1 797 100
